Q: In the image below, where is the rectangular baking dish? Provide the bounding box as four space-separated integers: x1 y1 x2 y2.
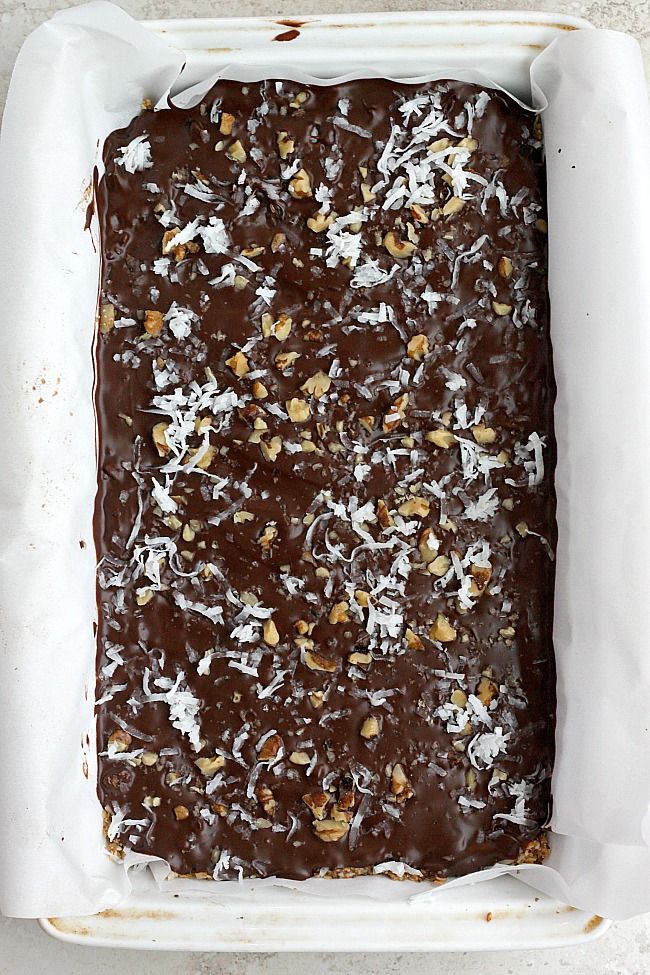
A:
40 8 610 951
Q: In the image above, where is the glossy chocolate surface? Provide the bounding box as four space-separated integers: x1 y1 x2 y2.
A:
94 79 556 880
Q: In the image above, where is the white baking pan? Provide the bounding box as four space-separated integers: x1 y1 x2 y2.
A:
39 8 610 951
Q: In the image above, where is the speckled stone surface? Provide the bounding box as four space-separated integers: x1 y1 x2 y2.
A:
0 0 648 971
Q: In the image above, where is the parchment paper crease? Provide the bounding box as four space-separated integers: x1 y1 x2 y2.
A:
0 1 649 921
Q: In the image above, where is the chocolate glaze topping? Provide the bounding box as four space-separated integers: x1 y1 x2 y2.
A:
94 79 556 881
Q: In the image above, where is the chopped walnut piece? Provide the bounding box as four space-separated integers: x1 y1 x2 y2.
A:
263 618 280 646
477 675 499 705
303 649 338 673
383 393 409 432
143 309 163 337
225 350 250 377
100 302 115 334
252 380 268 399
256 784 276 816
328 601 350 624
162 227 189 261
226 139 247 163
376 499 394 529
276 351 301 370
303 791 329 820
258 733 283 762
383 230 416 259
194 755 226 776
219 112 235 135
289 750 311 765
418 527 440 563
472 423 497 445
313 819 349 842
286 397 310 422
348 651 372 666
405 627 424 651
470 563 492 591
191 443 217 470
407 333 429 360
498 255 513 278
108 729 132 753
258 523 278 551
429 613 457 642
442 196 465 216
426 428 456 448
289 168 312 198
428 554 450 577
271 232 286 253
360 715 380 739
152 421 170 457
301 371 331 399
391 763 414 802
276 130 295 159
307 212 334 232
174 805 190 821
398 496 429 518
260 436 283 462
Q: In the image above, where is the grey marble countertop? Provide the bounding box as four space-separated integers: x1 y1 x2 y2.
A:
1 0 648 971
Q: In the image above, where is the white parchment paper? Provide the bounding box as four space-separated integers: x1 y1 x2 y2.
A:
0 1 649 921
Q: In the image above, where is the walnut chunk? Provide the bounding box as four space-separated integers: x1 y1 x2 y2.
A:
225 350 250 377
108 729 132 753
257 733 283 762
271 232 286 253
376 499 394 529
263 618 280 647
426 428 456 448
194 755 226 776
313 819 349 842
100 302 115 334
407 333 429 360
498 255 513 278
429 613 457 642
252 380 268 399
328 601 350 625
442 196 465 216
360 715 380 739
470 563 492 592
307 211 334 232
303 791 329 820
391 763 414 802
383 393 409 432
477 675 499 705
418 527 440 563
277 130 295 159
301 371 331 399
258 522 278 551
162 227 187 261
289 168 312 198
472 423 497 445
303 649 338 673
219 112 235 135
260 436 283 462
276 351 301 371
405 627 424 650
383 230 416 259
256 784 276 816
174 805 190 821
143 309 163 337
289 750 311 765
286 397 310 423
226 139 247 163
397 496 429 518
152 421 170 457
